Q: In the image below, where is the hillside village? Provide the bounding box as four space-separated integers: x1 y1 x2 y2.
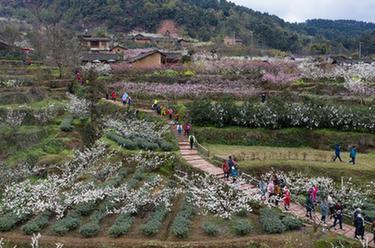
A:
0 1 374 248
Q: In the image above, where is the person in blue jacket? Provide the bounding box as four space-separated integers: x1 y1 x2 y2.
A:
333 144 343 162
348 146 357 165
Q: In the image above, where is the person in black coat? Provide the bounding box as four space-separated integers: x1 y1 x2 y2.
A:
354 211 365 240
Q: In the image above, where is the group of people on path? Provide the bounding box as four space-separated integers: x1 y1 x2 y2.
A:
151 100 196 150
258 174 291 210
107 89 133 106
222 156 239 184
333 144 358 165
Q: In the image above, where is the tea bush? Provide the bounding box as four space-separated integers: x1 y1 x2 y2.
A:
52 215 80 235
233 219 253 236
259 208 286 234
109 214 134 237
281 216 303 230
22 211 51 235
171 197 195 238
202 222 219 236
79 222 101 238
0 212 28 232
142 205 169 236
59 114 74 132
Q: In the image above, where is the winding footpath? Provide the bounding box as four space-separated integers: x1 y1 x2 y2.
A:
105 99 374 247
174 128 375 247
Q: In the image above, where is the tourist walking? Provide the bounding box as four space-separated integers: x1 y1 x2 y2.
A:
121 92 129 105
312 184 319 203
152 99 159 110
188 134 196 149
111 90 117 101
258 178 267 198
327 192 336 216
348 146 357 165
333 144 343 162
305 193 315 219
230 162 239 184
320 199 329 224
283 187 291 211
267 180 275 204
222 159 230 181
176 124 183 136
354 209 365 240
331 201 344 230
185 123 192 136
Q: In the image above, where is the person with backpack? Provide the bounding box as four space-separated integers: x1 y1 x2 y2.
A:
188 134 196 149
222 159 230 181
349 146 357 165
331 201 344 230
333 144 343 162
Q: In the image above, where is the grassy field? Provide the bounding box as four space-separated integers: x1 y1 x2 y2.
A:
205 144 375 184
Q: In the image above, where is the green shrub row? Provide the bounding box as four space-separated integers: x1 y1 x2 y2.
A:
259 208 286 234
108 214 134 238
171 196 195 238
142 205 169 236
259 208 302 233
194 127 375 151
79 220 101 238
74 201 97 216
59 114 74 132
106 131 176 151
281 216 303 230
52 214 80 236
202 222 219 236
22 211 52 235
0 212 29 232
233 219 253 236
103 168 128 187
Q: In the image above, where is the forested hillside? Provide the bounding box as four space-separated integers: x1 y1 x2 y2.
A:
0 0 374 54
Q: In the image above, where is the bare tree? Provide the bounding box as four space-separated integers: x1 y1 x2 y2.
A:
24 0 81 78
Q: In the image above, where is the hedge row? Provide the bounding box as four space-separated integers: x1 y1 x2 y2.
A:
59 114 74 132
233 219 253 236
202 222 219 236
52 214 80 236
171 196 195 238
194 127 375 151
0 212 29 232
22 211 52 235
142 205 169 236
108 214 134 237
259 208 302 234
106 131 176 151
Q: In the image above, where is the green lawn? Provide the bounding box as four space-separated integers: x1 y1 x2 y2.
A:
205 144 375 184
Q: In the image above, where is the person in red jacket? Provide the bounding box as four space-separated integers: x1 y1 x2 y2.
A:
111 90 117 101
222 159 230 181
283 187 291 211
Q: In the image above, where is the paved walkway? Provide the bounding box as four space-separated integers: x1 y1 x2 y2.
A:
104 99 374 246
174 128 374 247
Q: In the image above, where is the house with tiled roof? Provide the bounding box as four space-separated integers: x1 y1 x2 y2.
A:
121 48 166 68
